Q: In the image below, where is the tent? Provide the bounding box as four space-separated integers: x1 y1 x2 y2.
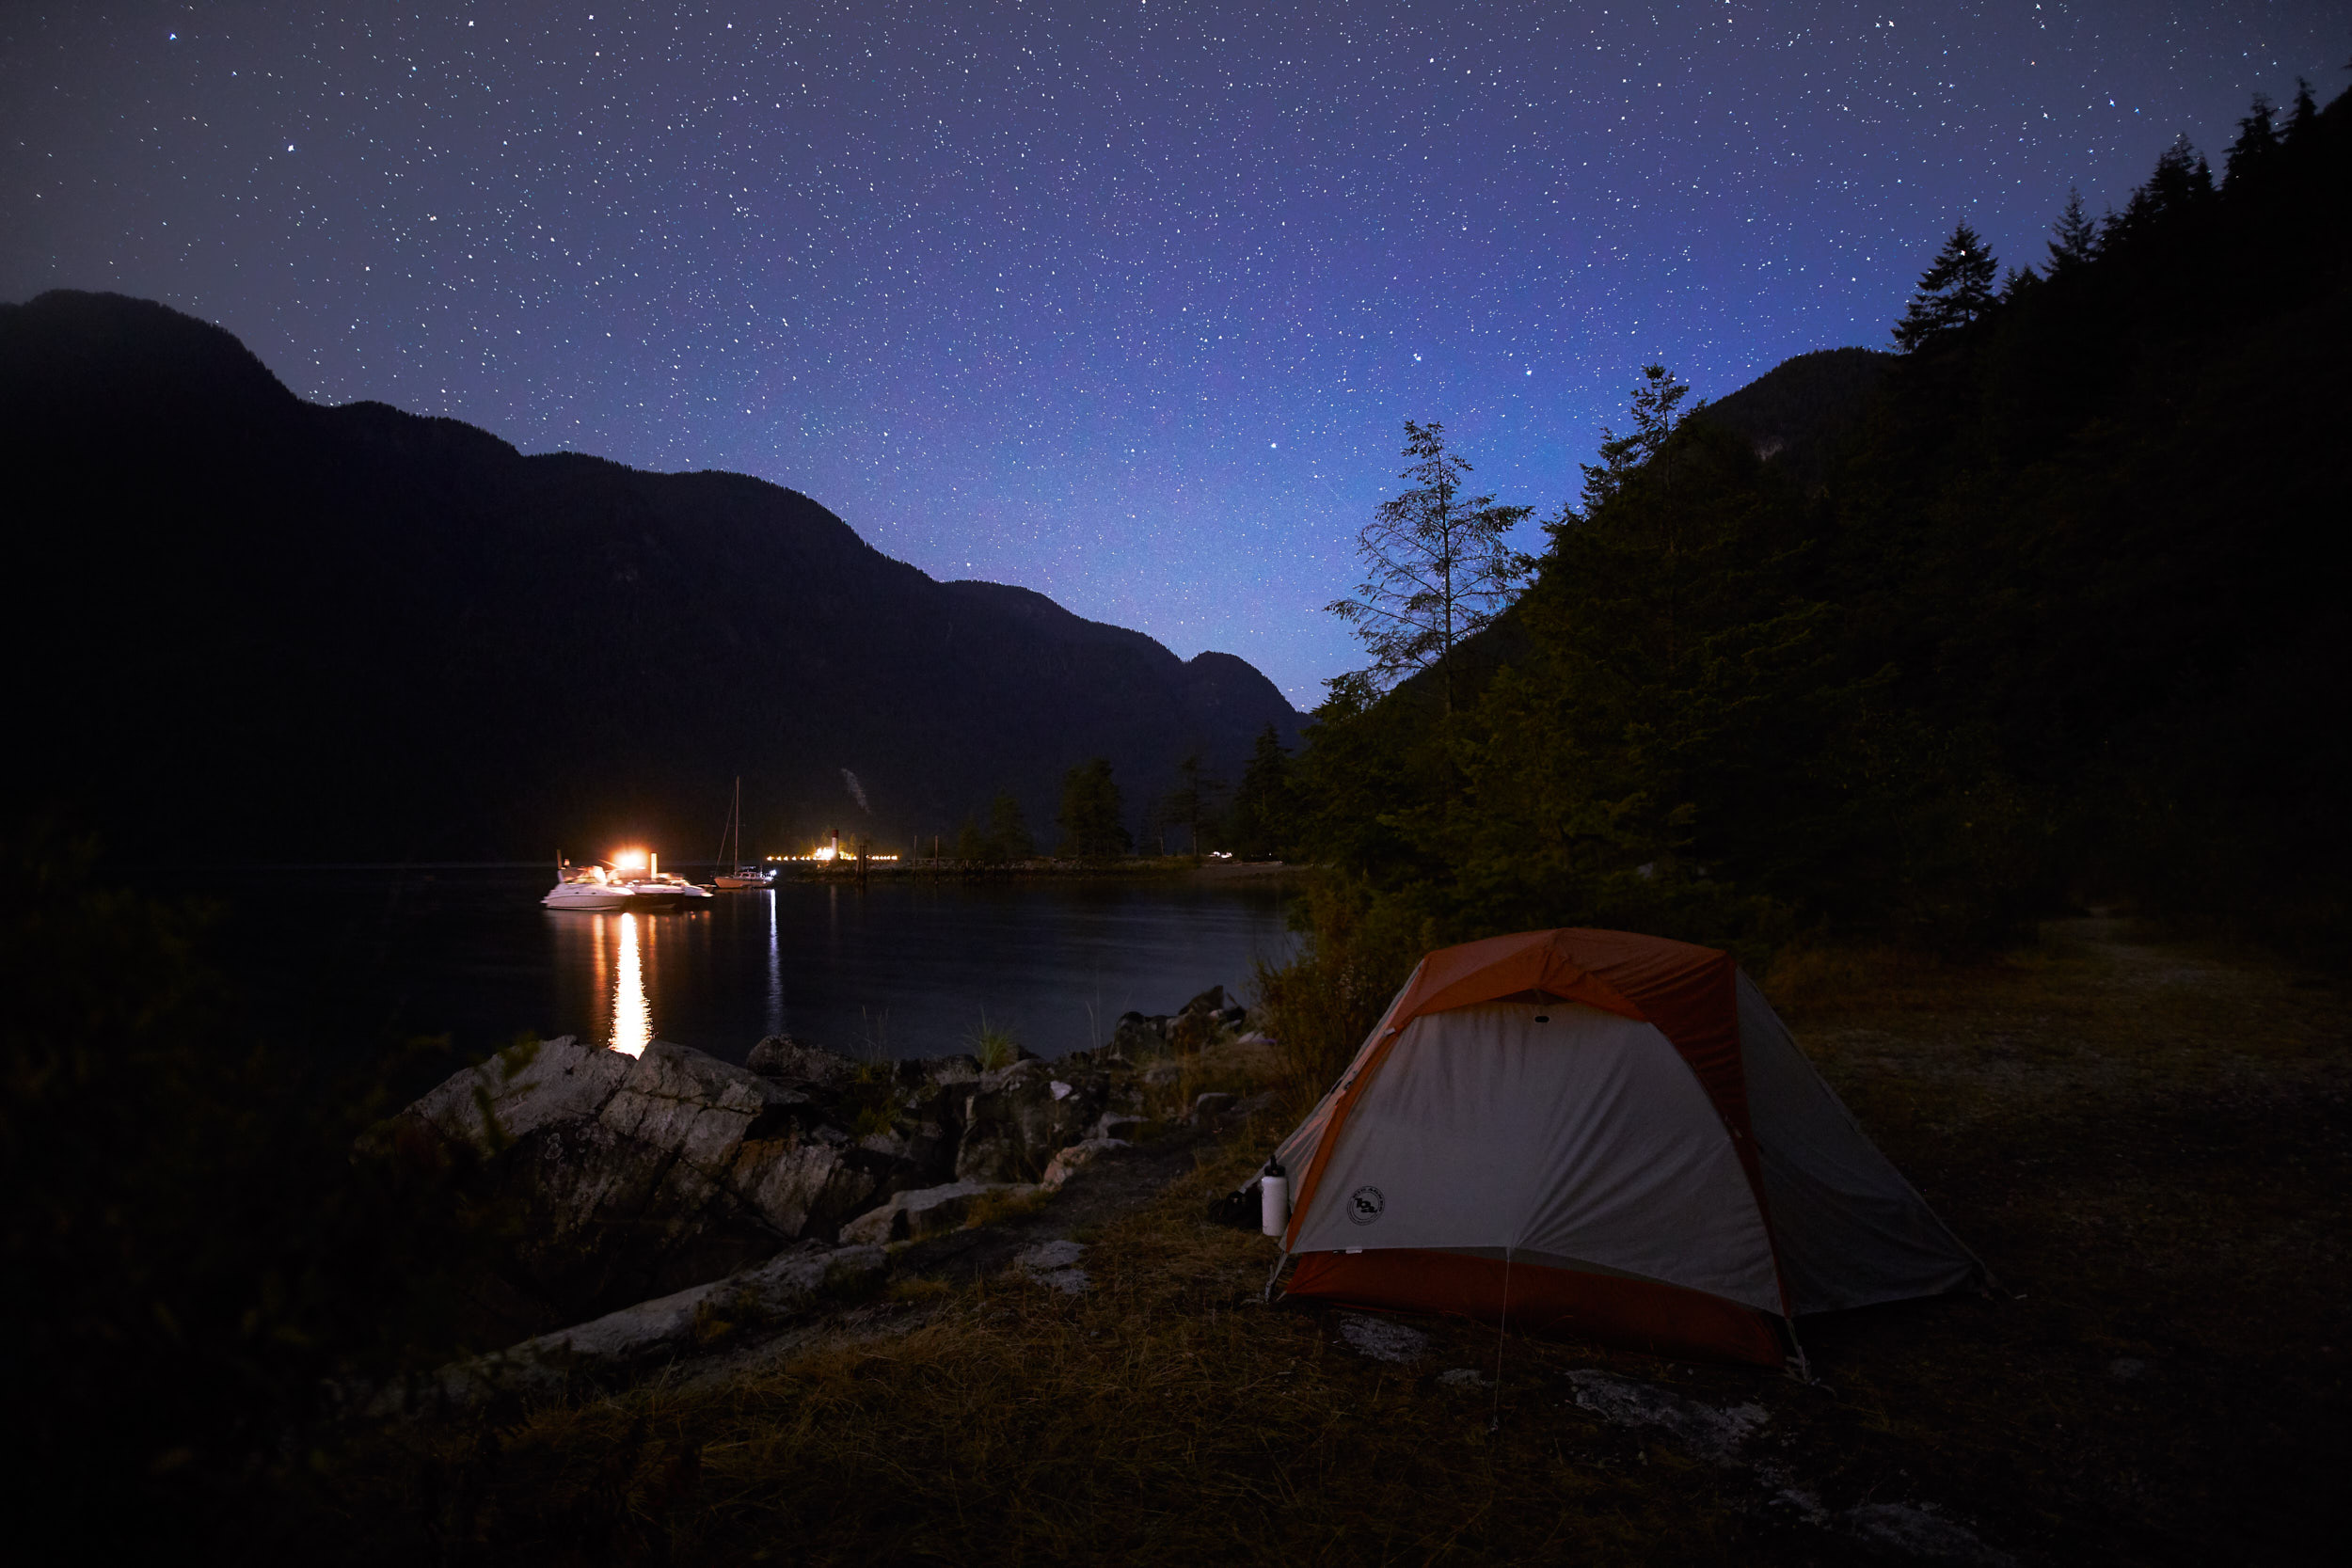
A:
1269 927 1981 1367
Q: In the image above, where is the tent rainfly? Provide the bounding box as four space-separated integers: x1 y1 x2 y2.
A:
1267 927 1983 1367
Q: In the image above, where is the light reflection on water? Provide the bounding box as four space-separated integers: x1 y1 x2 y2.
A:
522 880 1292 1063
612 913 651 1055
562 902 775 1056
207 871 1295 1069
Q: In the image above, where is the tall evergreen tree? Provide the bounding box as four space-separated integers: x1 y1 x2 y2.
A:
2046 188 2100 273
1327 420 1532 716
985 789 1033 861
1570 364 1690 519
1159 750 1224 859
2226 94 2280 184
1892 223 2000 351
1056 758 1130 859
2285 78 2318 142
1227 724 1296 859
2110 135 2215 244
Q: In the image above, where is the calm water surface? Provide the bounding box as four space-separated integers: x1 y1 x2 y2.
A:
209 869 1297 1069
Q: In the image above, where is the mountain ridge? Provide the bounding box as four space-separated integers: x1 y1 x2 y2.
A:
2 289 1301 861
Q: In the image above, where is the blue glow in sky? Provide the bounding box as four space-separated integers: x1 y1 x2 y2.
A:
4 1 2340 701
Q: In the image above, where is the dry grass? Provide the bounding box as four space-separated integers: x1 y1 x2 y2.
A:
317 919 2351 1565
337 1126 1768 1567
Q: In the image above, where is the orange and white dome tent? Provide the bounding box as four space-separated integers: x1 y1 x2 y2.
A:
1269 927 1982 1367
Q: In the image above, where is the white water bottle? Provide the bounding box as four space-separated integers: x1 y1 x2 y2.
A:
1260 1158 1290 1238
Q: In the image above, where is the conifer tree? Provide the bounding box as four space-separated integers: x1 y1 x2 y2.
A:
2046 188 2100 273
1892 223 1999 351
1159 750 1223 859
1056 758 1130 859
985 789 1033 860
1227 724 1296 858
2226 94 2280 184
1327 420 1532 716
2111 135 2215 244
1570 364 1689 519
2285 78 2318 142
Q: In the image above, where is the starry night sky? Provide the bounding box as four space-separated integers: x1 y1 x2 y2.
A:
5 2 2341 702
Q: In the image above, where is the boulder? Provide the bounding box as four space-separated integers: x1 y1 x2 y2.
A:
509 1243 884 1368
383 1243 889 1414
400 1032 637 1146
1013 1239 1089 1294
1098 987 1242 1061
1040 1137 1128 1191
1104 1010 1168 1062
954 1059 1114 1182
838 1180 1038 1245
1168 988 1228 1053
375 1036 923 1330
373 1020 1158 1338
746 1033 862 1087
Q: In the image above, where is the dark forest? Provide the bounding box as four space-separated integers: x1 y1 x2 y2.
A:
1253 82 2351 1052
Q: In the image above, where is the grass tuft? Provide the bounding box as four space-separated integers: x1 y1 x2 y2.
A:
971 1021 1025 1072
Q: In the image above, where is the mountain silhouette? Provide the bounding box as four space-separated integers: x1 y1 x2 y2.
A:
1 290 1301 862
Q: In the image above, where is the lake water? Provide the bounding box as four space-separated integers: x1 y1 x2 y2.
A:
205 867 1298 1069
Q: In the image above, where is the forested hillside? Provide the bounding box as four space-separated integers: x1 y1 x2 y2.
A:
1269 82 2351 1024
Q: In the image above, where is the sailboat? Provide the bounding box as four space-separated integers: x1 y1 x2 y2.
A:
712 777 776 889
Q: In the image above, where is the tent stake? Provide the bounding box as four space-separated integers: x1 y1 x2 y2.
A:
1490 1245 1512 1433
1783 1316 1817 1385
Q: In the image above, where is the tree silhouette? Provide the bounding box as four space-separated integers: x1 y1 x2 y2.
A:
1893 223 1999 352
2285 78 2318 141
1573 364 1691 518
1227 724 1297 859
2046 189 2100 274
985 789 1034 861
1056 758 1130 859
1160 750 1224 860
2109 135 2214 245
1327 420 1532 716
2226 94 2280 184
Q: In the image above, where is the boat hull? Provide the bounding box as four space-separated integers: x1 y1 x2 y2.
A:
543 889 631 911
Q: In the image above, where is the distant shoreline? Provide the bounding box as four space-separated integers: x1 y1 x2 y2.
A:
184 858 1310 885
787 857 1308 886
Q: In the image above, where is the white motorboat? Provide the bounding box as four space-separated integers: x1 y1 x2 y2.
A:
619 869 713 909
607 848 711 910
543 862 634 911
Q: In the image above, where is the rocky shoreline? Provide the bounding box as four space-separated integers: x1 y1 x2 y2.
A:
360 987 1267 1413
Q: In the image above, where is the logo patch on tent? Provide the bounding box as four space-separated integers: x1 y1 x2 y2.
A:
1347 1185 1386 1226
